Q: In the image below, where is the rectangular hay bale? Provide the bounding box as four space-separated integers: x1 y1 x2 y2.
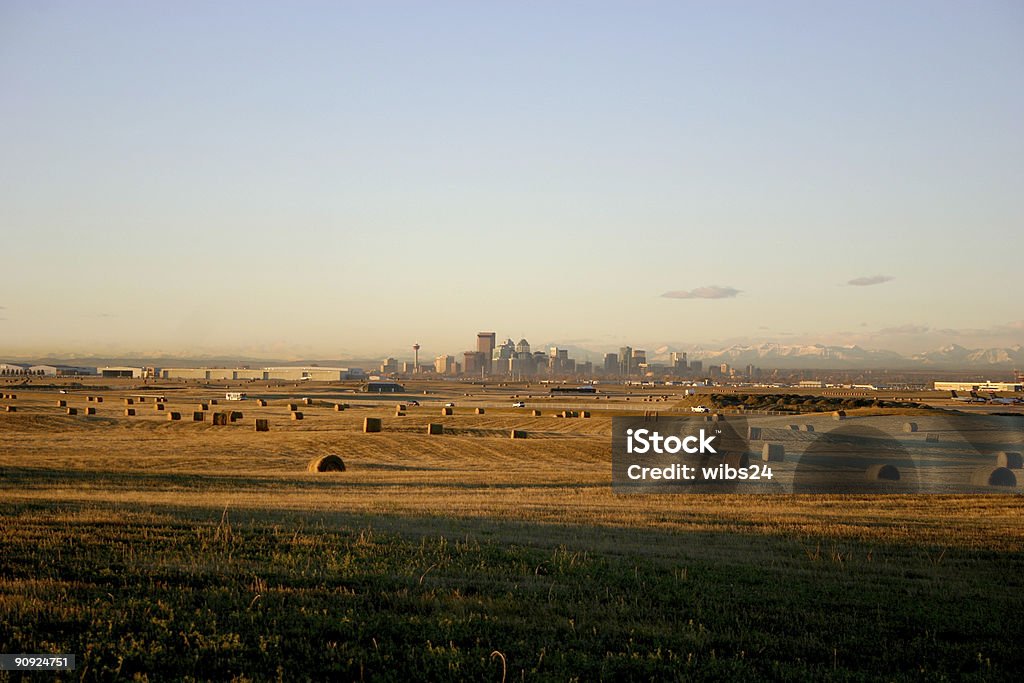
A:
255 418 269 432
363 417 382 432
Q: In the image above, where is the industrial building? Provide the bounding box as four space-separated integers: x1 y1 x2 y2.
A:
28 365 97 376
365 381 405 393
934 381 1023 392
160 367 364 381
100 366 145 378
0 363 28 375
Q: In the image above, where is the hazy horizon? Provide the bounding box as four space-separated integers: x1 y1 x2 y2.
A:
3 1 1021 358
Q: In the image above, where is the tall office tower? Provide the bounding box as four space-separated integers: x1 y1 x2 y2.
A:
670 352 687 374
632 349 646 375
619 346 632 376
477 332 496 374
604 352 618 375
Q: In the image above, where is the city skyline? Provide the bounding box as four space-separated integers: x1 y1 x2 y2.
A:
2 1 1021 357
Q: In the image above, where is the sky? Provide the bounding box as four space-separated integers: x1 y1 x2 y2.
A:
2 1 1022 360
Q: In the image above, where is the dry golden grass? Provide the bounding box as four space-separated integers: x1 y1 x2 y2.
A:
2 385 1022 552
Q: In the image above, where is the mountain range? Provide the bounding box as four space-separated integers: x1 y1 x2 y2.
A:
655 343 1024 370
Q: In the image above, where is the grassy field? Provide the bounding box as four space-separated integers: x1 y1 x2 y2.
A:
1 382 1022 681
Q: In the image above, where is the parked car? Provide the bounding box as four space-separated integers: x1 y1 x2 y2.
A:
444 402 455 407
691 405 710 413
512 401 526 408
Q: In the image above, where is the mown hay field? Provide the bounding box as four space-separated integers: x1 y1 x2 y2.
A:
1 385 1022 680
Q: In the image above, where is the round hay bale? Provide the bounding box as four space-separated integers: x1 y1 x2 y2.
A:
475 408 485 415
441 407 453 416
333 403 345 411
197 403 209 411
833 410 846 420
761 443 785 462
66 407 78 415
256 399 268 407
788 424 800 431
154 404 165 411
287 403 298 411
56 400 67 407
363 417 382 433
254 418 269 432
290 411 304 421
303 398 313 405
86 407 96 415
865 464 900 481
95 397 103 403
124 408 136 416
802 424 815 432
995 452 1023 469
532 409 542 417
5 406 15 413
124 398 134 405
167 412 181 421
581 411 591 418
511 429 528 439
723 452 750 469
902 422 918 433
971 466 1016 487
308 455 346 472
427 423 443 435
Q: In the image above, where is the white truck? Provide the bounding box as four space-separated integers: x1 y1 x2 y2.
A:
225 392 247 401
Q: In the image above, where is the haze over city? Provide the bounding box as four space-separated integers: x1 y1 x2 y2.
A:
2 1 1021 359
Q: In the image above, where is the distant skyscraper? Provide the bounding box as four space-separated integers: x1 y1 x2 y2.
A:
604 352 618 375
464 351 485 376
619 346 632 376
477 332 496 374
670 352 687 374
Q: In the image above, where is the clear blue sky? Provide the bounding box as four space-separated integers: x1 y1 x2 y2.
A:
2 1 1021 359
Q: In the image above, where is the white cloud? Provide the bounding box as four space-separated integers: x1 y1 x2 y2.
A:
847 275 894 286
661 286 741 300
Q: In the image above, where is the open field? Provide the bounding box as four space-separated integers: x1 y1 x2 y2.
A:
1 381 1023 680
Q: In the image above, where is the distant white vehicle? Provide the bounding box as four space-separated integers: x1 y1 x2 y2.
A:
444 402 455 407
225 392 247 401
691 405 710 413
512 401 526 407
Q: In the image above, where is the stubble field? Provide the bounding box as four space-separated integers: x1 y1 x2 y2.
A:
1 380 1022 681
